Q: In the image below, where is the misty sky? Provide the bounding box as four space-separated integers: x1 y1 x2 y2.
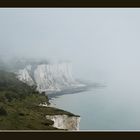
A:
1 8 140 84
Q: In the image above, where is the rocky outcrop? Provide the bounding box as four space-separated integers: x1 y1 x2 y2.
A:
17 66 34 86
46 115 80 130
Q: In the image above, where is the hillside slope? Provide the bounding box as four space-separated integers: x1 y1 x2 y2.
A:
0 70 76 130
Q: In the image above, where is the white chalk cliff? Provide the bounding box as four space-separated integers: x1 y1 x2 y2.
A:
16 62 82 130
46 115 80 130
17 65 34 86
16 63 85 130
17 63 85 93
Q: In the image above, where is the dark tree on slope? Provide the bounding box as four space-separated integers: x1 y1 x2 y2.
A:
0 106 7 116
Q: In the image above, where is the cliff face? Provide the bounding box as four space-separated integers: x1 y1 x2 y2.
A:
46 115 80 130
16 63 85 93
16 62 82 130
17 66 34 86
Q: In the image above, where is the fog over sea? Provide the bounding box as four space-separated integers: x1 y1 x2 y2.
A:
1 8 140 130
51 80 140 130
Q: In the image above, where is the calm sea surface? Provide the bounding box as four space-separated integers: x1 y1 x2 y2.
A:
50 82 140 130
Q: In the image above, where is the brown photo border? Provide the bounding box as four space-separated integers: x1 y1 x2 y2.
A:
1 0 140 139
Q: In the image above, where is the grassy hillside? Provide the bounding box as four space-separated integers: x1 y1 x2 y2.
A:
0 70 75 130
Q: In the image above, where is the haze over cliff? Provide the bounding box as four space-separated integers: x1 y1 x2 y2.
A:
0 59 81 130
16 61 86 94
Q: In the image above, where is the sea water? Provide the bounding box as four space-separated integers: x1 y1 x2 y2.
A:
50 81 140 130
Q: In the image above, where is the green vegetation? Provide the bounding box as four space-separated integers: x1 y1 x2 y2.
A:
0 70 75 130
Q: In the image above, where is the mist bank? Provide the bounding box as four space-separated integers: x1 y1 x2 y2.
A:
0 57 105 92
0 58 81 130
15 59 87 94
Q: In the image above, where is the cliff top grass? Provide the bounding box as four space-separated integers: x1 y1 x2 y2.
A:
0 70 77 130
